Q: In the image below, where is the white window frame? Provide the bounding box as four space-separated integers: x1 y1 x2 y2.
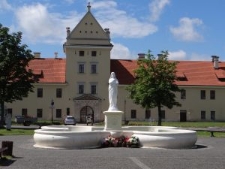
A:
90 82 97 94
78 82 85 94
90 62 98 74
78 62 85 73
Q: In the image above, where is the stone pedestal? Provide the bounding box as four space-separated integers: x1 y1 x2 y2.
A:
103 111 124 130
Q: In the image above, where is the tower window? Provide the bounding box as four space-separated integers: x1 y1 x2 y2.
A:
91 85 97 94
78 64 85 73
79 51 84 56
91 51 97 57
78 84 84 94
91 64 97 74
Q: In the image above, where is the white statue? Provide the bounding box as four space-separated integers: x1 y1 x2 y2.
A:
108 72 119 111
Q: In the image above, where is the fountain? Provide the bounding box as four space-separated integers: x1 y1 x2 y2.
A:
33 72 197 149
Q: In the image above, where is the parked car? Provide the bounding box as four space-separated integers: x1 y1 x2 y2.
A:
64 116 76 125
15 115 38 126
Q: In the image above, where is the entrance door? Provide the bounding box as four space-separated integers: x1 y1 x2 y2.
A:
180 110 187 122
80 106 94 123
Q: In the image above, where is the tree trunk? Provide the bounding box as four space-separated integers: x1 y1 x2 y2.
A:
157 104 162 126
0 101 5 128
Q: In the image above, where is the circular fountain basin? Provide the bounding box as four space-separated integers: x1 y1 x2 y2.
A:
34 126 109 149
34 125 197 149
128 126 197 149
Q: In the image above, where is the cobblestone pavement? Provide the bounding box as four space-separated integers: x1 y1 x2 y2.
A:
0 135 225 169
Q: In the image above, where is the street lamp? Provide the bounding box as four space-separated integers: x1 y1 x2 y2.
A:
51 99 54 124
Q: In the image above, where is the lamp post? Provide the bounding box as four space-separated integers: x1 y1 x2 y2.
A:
51 99 54 124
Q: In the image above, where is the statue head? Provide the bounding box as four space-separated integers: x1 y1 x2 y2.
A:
110 72 116 79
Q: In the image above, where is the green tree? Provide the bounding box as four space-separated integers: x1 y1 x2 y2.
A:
127 50 181 126
0 24 38 127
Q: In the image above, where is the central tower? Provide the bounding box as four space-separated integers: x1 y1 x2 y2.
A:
63 3 113 122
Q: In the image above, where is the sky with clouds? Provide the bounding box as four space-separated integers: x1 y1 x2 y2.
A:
0 0 225 61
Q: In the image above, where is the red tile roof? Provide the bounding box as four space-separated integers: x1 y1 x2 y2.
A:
28 58 225 86
111 60 225 86
28 58 66 83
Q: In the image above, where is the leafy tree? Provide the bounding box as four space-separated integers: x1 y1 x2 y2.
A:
127 50 181 126
0 24 38 127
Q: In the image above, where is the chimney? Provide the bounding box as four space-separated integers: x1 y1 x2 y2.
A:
212 55 219 69
54 52 58 58
138 53 145 59
66 27 70 37
104 28 110 38
157 54 163 59
33 52 41 58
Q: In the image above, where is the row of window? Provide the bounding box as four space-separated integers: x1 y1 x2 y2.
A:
131 110 165 119
77 50 97 57
16 108 70 118
131 109 216 120
7 108 216 121
78 62 98 74
181 90 216 100
37 88 62 98
78 83 97 94
37 84 97 98
201 111 216 120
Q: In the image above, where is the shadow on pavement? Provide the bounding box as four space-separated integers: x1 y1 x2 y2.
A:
192 144 208 149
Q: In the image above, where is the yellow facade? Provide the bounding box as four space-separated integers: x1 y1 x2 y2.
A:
5 5 225 123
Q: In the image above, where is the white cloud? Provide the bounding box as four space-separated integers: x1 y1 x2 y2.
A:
169 50 211 61
14 1 157 44
189 53 210 61
169 50 187 60
0 0 12 11
170 17 204 42
92 1 158 38
15 3 83 44
149 0 170 22
91 0 117 9
111 43 132 59
64 0 76 4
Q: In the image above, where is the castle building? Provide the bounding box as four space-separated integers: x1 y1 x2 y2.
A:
6 4 225 122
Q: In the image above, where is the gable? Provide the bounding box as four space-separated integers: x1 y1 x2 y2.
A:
66 6 111 46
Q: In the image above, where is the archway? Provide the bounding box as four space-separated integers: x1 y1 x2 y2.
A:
80 106 94 123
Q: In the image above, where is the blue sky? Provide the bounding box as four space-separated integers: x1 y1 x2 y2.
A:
0 0 225 61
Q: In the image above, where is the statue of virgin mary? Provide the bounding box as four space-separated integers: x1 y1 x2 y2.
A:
108 72 119 111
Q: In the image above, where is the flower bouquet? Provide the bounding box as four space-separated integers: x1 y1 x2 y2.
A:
126 136 140 148
101 135 139 148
